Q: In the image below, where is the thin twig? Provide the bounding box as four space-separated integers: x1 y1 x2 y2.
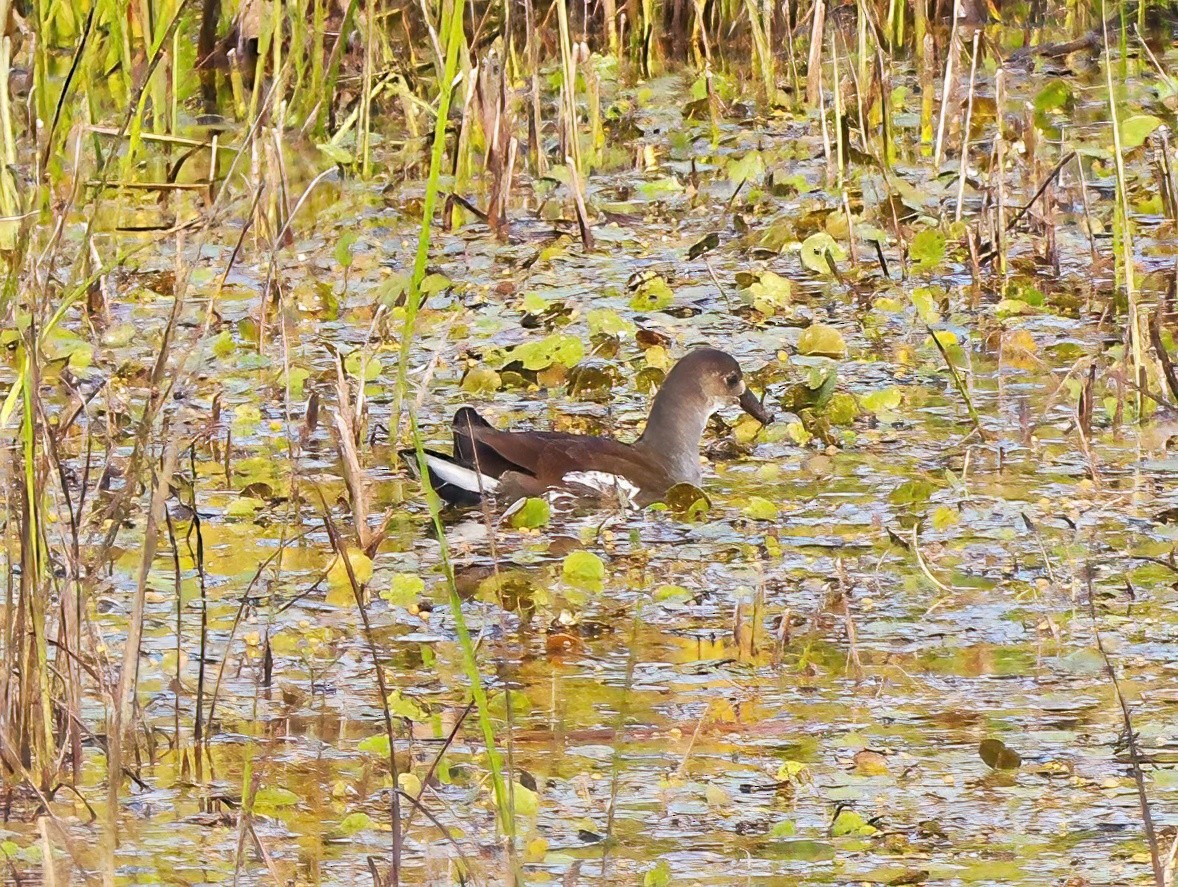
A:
319 495 403 882
1084 567 1164 887
1005 151 1076 233
924 322 986 439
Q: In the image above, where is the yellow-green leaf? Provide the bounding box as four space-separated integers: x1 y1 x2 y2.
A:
911 286 942 324
826 392 859 426
212 330 235 357
932 505 959 531
339 812 372 835
587 308 636 337
705 783 732 807
728 149 766 184
744 270 793 315
979 737 1022 770
254 786 299 808
512 781 539 816
388 690 429 722
328 547 373 591
1119 114 1162 150
562 550 606 590
630 275 674 311
461 365 501 393
317 143 353 165
800 232 846 276
797 323 846 358
637 177 683 198
862 387 902 414
358 734 392 756
776 759 809 782
1033 78 1072 113
344 351 382 382
832 808 877 837
382 573 425 607
644 860 672 887
910 228 946 268
226 497 264 519
653 584 693 607
510 497 551 529
769 820 797 837
743 496 780 521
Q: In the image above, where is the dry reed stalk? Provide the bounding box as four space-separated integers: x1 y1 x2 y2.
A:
449 68 479 231
1153 129 1177 223
556 0 582 170
567 155 595 250
584 52 603 167
319 496 407 880
332 353 394 556
994 66 1007 278
925 321 986 439
840 20 869 158
524 0 547 176
954 29 980 222
783 0 801 104
40 404 87 784
933 0 961 167
1084 567 1164 886
255 163 338 353
830 33 856 264
598 602 644 880
691 0 721 138
858 0 870 99
1100 0 1143 420
109 434 180 827
475 46 519 235
604 0 619 52
639 0 656 75
552 0 594 248
39 816 58 886
805 0 825 106
743 0 774 101
871 37 895 170
817 60 833 185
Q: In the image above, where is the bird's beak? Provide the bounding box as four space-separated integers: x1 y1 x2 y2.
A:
738 385 772 425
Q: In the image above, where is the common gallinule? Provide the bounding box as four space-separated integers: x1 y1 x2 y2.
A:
402 348 772 507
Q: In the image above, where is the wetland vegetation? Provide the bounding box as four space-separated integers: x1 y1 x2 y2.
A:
3 0 1178 882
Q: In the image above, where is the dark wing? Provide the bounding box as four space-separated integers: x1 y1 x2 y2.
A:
459 419 665 486
531 437 673 495
452 409 674 497
451 407 529 478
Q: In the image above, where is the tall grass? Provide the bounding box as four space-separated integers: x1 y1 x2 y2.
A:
743 0 775 101
1101 0 1143 421
389 0 520 868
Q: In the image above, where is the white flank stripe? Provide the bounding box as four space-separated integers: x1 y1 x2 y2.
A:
424 453 500 494
560 471 641 502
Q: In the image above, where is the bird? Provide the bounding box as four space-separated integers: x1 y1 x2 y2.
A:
400 348 772 508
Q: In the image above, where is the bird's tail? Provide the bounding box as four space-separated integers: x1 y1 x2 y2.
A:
398 449 499 507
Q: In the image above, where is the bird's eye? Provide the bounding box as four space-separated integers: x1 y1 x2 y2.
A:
725 372 741 388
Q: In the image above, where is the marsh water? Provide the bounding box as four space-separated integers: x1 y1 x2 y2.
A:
6 9 1178 887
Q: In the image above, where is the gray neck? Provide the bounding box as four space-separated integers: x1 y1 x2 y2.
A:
635 387 712 485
